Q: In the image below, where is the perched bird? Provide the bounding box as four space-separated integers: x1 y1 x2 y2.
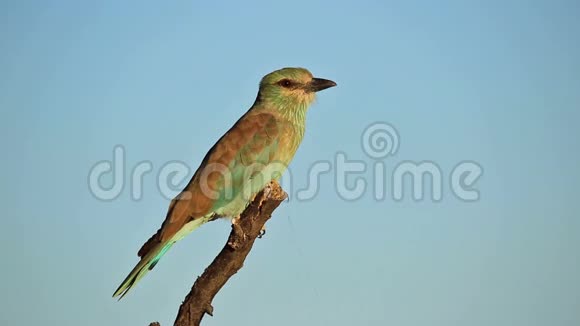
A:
113 67 336 299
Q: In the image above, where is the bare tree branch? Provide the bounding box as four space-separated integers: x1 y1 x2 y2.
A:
150 181 287 326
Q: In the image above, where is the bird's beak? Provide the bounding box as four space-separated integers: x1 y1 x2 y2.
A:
307 78 337 92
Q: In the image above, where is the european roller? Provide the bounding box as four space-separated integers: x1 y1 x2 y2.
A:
113 67 336 298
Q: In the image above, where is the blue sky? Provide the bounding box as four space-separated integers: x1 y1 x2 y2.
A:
1 1 579 325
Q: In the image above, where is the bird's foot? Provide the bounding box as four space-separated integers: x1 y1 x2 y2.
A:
258 225 266 239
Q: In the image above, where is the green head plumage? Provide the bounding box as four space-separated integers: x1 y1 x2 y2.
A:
257 67 336 114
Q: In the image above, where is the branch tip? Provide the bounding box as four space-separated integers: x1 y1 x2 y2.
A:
205 304 214 317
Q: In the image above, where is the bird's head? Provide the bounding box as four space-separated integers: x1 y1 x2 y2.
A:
257 67 336 111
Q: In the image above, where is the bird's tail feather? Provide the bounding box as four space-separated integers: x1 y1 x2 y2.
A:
112 217 209 299
112 240 174 299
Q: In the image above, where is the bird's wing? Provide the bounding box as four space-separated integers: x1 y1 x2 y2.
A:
138 110 281 256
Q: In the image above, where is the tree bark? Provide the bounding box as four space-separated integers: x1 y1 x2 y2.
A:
151 181 287 326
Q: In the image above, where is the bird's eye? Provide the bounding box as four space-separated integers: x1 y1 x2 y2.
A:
278 79 293 88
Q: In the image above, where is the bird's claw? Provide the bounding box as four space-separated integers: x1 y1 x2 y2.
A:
258 227 266 239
